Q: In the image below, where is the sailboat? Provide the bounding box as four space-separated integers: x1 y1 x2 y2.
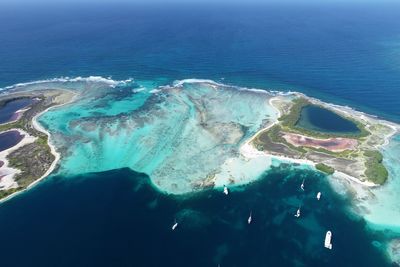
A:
317 192 321 200
294 207 301 218
172 219 178 231
248 212 252 224
300 179 305 191
223 185 229 195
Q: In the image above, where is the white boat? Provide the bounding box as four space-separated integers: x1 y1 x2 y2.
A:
294 208 301 218
324 231 333 249
172 220 178 231
317 192 321 200
248 212 252 224
223 186 229 195
300 179 305 191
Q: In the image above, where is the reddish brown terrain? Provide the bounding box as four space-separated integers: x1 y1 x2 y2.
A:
282 132 357 152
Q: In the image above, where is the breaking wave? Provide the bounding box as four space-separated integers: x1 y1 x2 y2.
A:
0 76 134 92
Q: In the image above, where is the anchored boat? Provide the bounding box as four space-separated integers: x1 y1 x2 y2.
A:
223 185 229 195
172 220 178 231
324 231 333 249
317 192 321 200
294 208 301 218
248 212 252 224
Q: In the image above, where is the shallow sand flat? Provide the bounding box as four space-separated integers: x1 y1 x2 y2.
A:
40 81 279 194
340 134 400 230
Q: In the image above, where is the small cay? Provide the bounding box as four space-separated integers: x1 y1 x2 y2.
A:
251 95 395 186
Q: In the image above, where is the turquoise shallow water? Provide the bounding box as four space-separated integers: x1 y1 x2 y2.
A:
0 77 398 266
0 76 398 266
39 79 278 193
0 2 400 266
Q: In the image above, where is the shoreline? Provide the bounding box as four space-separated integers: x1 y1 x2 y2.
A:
240 140 378 188
0 129 37 190
0 107 30 126
0 81 398 199
0 89 78 204
298 92 399 148
241 95 384 188
0 78 399 264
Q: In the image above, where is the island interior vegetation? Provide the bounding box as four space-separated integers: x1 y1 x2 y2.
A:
253 96 389 185
0 91 72 200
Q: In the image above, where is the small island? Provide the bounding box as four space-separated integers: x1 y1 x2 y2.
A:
250 95 394 186
0 89 75 200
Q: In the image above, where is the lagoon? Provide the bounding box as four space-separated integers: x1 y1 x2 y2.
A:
0 130 24 152
296 105 360 135
0 98 33 124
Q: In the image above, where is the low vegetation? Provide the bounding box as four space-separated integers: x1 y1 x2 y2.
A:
252 96 390 185
315 163 335 175
0 187 21 199
279 97 369 139
278 98 310 127
0 94 59 200
364 150 388 185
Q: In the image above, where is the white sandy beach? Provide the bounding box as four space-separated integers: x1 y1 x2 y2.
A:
27 90 78 189
0 129 36 189
0 89 78 203
239 94 383 188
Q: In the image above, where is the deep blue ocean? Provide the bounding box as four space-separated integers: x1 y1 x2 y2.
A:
1 2 400 121
0 2 399 266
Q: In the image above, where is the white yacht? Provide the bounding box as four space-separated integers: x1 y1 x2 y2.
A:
172 220 178 231
324 231 333 249
294 208 301 218
248 212 252 224
300 179 305 191
317 192 321 200
223 185 229 195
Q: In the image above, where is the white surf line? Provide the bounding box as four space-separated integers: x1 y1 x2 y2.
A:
1 76 133 91
0 90 78 204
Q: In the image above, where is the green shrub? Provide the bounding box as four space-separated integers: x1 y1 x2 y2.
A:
364 150 388 185
315 163 335 175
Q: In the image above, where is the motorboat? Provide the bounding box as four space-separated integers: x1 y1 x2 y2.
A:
223 185 229 195
324 231 333 249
